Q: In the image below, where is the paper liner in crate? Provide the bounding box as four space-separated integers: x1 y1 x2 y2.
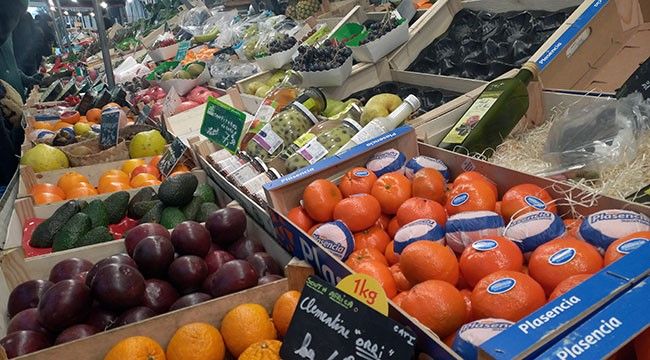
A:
350 21 409 63
149 43 180 63
297 56 353 88
255 43 300 71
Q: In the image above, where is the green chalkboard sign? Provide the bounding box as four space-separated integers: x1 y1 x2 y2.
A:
200 97 246 153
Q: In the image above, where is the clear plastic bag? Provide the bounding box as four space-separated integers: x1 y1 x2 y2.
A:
542 93 650 176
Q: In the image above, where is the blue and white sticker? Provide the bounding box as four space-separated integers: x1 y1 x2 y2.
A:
404 156 450 181
616 238 648 255
524 196 546 210
451 193 470 207
353 169 370 177
452 318 514 360
311 220 354 261
365 148 406 177
548 248 576 266
393 219 446 253
472 239 499 252
487 278 517 295
579 210 650 251
445 211 505 253
505 211 566 253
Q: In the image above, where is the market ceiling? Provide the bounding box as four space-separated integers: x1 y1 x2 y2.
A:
57 0 125 7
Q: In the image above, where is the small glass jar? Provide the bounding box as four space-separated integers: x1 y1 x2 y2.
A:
208 149 232 166
216 151 253 176
227 157 268 186
242 168 282 205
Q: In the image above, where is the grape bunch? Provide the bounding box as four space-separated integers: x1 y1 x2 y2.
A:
154 38 176 49
292 39 352 72
360 18 401 45
268 36 298 55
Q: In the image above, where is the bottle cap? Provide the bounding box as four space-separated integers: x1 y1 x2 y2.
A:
521 62 540 80
403 94 421 112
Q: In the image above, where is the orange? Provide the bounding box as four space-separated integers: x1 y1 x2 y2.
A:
528 236 603 295
459 236 524 288
302 179 342 222
166 323 225 360
453 171 498 198
86 108 102 123
370 173 411 215
444 333 457 348
60 111 81 124
121 158 146 175
457 272 471 290
375 214 390 231
102 102 120 110
494 201 502 217
132 165 161 179
31 183 66 199
139 179 162 187
32 192 65 205
149 155 163 168
239 340 282 360
345 248 388 270
98 181 131 194
338 167 377 197
57 171 90 193
272 290 301 337
500 183 557 221
548 274 592 301
307 223 323 235
99 169 130 185
130 173 158 188
65 185 98 199
401 280 466 338
384 241 400 265
471 270 546 322
392 291 408 308
78 116 88 123
333 194 381 232
445 181 496 216
104 336 165 360
460 289 473 322
634 328 650 360
354 226 391 253
387 217 400 239
564 218 582 238
33 121 54 130
390 263 412 292
220 304 277 357
604 231 650 266
412 168 447 204
170 164 191 176
287 206 315 232
354 260 398 299
53 121 73 130
400 241 459 285
396 197 448 227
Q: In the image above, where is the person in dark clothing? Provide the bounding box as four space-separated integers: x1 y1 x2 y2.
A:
13 12 46 76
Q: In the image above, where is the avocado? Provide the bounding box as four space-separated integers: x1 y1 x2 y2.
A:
52 213 93 252
129 200 162 220
103 191 130 224
140 201 164 224
161 207 186 229
30 200 83 248
196 202 220 223
194 183 216 204
128 188 158 218
81 200 109 228
77 226 114 247
182 196 203 221
158 173 198 207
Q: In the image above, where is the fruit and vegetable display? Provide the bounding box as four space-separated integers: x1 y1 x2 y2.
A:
286 0 322 20
292 40 353 72
284 147 650 353
359 17 404 45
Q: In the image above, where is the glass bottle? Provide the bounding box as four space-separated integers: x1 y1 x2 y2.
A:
336 94 421 155
438 62 539 155
227 157 268 186
242 168 282 205
215 151 253 176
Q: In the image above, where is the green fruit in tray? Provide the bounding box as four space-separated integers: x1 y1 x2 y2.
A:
161 207 186 229
30 200 83 248
128 188 158 218
21 144 69 172
129 130 167 158
81 200 109 228
103 191 130 224
174 70 193 80
255 85 271 98
161 71 174 81
246 81 265 95
76 226 114 247
158 173 198 207
266 71 287 87
52 212 92 252
140 201 164 224
360 93 403 125
194 184 216 204
186 63 205 78
196 202 220 223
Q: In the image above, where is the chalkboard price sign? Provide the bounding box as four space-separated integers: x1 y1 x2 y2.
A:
280 276 416 360
100 109 120 149
158 137 188 177
175 41 192 61
136 105 152 125
200 97 246 153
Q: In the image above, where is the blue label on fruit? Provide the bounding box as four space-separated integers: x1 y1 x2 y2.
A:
487 278 516 295
311 220 354 261
472 239 498 252
451 193 469 207
616 238 648 254
354 170 369 177
548 248 576 266
524 196 546 210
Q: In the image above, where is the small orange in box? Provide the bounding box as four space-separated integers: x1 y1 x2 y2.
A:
130 173 158 188
60 111 80 124
98 181 130 194
31 183 66 199
287 206 315 233
370 172 411 215
401 280 467 338
57 172 90 194
121 158 146 176
271 290 301 337
354 226 390 253
65 184 98 199
131 165 160 179
338 166 377 197
85 108 102 123
354 260 397 299
302 179 342 222
32 192 65 205
99 169 130 188
333 194 381 232
345 247 388 270
149 155 163 168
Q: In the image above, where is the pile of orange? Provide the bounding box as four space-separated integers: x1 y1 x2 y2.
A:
103 290 299 360
288 160 647 353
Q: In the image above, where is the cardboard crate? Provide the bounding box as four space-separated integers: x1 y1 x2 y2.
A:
262 126 649 358
529 0 650 93
0 199 293 340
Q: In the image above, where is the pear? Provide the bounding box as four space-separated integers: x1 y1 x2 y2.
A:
246 81 266 95
161 71 174 81
360 93 402 125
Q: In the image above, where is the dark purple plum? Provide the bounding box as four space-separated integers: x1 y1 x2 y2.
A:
203 260 257 298
209 242 223 252
73 271 89 284
170 221 211 257
125 223 170 256
85 254 137 287
7 309 51 337
0 330 51 358
90 264 145 311
206 207 246 246
257 275 283 285
168 256 208 294
204 250 235 274
116 306 156 327
48 258 94 283
228 237 264 260
54 324 99 345
142 279 179 314
85 305 119 331
7 280 53 318
37 280 92 332
169 293 212 311
246 252 282 277
132 235 175 278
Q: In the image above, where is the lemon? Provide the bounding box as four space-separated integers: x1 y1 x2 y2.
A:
21 144 69 172
73 122 92 135
129 130 167 158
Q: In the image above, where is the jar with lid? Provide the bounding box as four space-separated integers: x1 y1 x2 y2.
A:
245 87 327 163
227 157 268 187
242 168 282 205
215 151 253 176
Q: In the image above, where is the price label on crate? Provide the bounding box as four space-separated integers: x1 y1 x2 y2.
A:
280 276 415 360
174 40 192 61
200 97 246 153
100 109 120 149
135 105 152 125
336 273 389 315
163 87 182 119
158 137 188 177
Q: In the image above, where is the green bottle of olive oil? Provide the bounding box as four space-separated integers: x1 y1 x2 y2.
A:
438 62 539 155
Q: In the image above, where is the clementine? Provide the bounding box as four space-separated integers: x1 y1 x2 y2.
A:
459 236 524 288
400 241 459 285
333 194 381 232
375 214 391 231
453 171 498 198
287 206 315 233
390 263 412 292
86 108 102 123
354 226 391 253
345 248 388 270
220 304 277 357
548 274 592 301
412 168 446 204
387 217 400 239
603 231 650 266
104 336 165 360
272 291 301 337
445 181 497 216
302 179 342 222
392 291 408 308
401 280 466 338
460 288 473 323
166 323 225 360
338 167 377 197
396 197 448 227
500 183 557 221
239 340 282 360
370 172 411 215
354 260 397 299
384 240 400 265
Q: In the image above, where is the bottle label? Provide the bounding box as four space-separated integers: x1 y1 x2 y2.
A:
351 122 384 146
229 163 260 185
217 156 247 175
252 123 284 154
441 91 500 145
296 136 329 165
242 172 272 194
253 104 276 124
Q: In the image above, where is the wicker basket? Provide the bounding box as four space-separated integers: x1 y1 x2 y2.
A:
62 138 130 167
